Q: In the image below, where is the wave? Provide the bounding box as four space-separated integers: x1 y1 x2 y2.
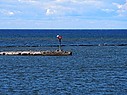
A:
0 43 127 48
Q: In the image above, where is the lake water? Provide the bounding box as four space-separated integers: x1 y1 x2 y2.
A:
0 29 127 95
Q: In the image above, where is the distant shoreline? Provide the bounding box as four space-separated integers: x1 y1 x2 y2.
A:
0 29 127 30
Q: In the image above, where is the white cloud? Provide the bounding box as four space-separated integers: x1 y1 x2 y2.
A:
113 0 127 16
43 0 104 16
0 0 127 29
46 9 56 15
0 0 109 18
8 11 14 16
18 0 36 3
102 9 115 13
0 9 15 16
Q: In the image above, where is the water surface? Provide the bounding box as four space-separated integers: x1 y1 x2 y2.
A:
0 29 127 95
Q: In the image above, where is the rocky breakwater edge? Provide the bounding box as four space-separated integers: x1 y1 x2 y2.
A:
0 50 72 56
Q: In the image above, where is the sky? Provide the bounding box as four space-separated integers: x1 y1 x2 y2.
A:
0 0 127 29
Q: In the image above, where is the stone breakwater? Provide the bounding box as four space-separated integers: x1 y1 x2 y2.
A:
0 50 72 56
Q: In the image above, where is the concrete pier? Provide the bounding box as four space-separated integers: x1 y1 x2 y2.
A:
0 50 72 56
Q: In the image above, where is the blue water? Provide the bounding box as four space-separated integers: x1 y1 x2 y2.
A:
0 29 127 95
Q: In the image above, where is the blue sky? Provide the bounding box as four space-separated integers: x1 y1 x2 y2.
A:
0 0 127 29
